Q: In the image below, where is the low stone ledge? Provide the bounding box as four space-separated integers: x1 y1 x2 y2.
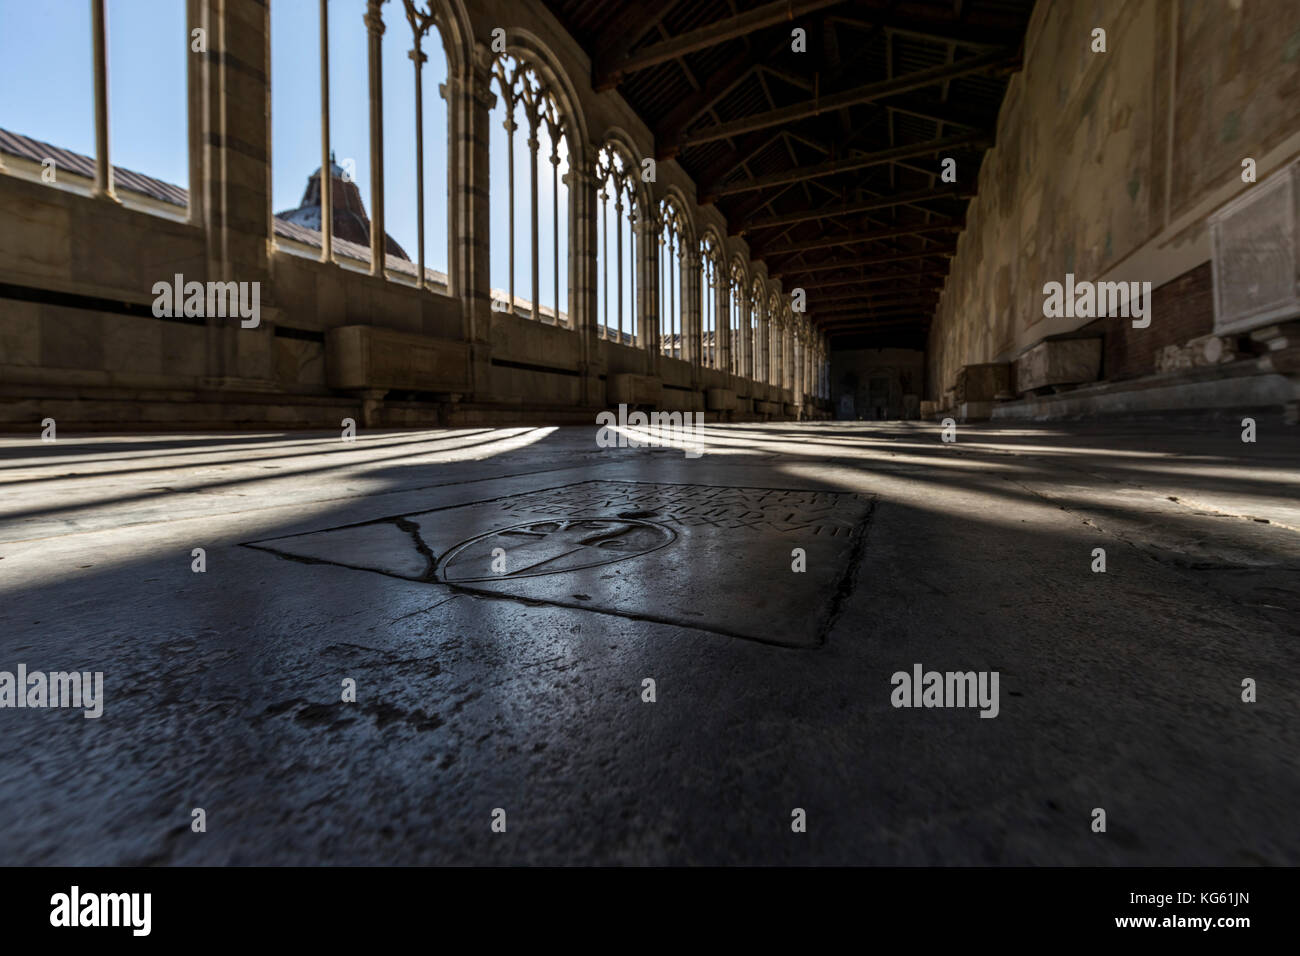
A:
706 387 738 411
608 373 663 407
326 325 470 393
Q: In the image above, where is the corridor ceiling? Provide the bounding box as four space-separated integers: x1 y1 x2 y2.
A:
543 0 1035 349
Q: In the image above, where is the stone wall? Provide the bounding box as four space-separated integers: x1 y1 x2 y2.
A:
927 0 1300 402
830 348 924 420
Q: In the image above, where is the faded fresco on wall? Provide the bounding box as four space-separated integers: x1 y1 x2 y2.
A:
927 0 1299 401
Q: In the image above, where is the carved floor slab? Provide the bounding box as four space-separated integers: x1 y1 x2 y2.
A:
245 480 874 647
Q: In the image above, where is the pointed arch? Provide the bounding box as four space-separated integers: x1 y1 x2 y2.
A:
764 287 774 385
487 34 586 327
658 194 688 360
750 275 766 383
728 256 748 376
594 137 645 347
699 228 724 369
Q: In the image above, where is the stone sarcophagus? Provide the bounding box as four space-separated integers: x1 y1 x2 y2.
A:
1016 337 1102 393
954 362 1012 403
1209 158 1300 336
326 325 470 393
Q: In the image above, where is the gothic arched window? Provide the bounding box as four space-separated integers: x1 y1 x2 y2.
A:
595 143 639 346
659 198 685 359
270 0 452 287
768 291 782 385
728 261 746 376
699 233 723 369
750 279 765 382
489 51 570 325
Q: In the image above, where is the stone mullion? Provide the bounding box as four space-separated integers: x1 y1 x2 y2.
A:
614 195 624 341
318 0 332 261
715 266 729 373
777 319 786 391
409 36 428 288
185 0 203 225
364 0 386 278
598 188 608 338
795 330 806 403
506 108 515 308
764 310 774 385
787 324 795 392
551 147 560 323
784 324 791 392
764 316 774 387
794 331 801 400
739 290 750 381
527 125 540 322
91 0 116 201
798 329 806 400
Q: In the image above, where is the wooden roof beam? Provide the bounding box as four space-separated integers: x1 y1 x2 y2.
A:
774 247 955 277
676 47 1020 150
757 217 962 259
596 0 845 89
707 131 986 200
743 184 973 231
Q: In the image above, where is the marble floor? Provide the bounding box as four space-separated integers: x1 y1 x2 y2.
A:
1 417 1297 864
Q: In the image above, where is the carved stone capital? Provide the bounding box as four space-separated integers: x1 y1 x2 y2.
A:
364 0 387 36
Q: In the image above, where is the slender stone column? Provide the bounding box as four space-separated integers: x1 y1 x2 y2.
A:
527 129 540 322
776 319 785 390
786 325 794 392
90 0 116 201
613 195 623 341
505 113 515 307
639 204 659 376
551 147 560 323
365 1 386 277
764 317 774 385
716 268 729 374
740 293 750 382
185 0 202 224
404 1 440 289
410 42 428 286
319 0 332 262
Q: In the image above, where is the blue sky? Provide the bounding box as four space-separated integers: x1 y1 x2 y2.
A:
0 0 572 311
274 0 453 282
0 0 187 186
